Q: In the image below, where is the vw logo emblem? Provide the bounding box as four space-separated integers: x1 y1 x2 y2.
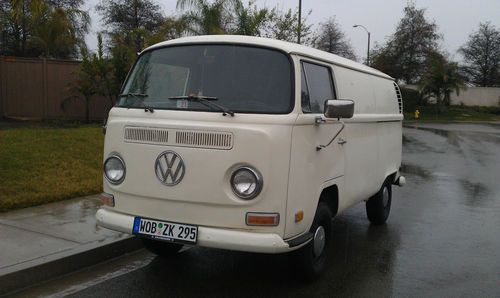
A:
155 151 186 186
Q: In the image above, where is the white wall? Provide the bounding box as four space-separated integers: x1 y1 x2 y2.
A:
450 87 500 107
403 85 500 107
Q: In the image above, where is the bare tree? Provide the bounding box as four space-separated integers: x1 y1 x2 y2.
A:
312 17 356 60
459 22 500 87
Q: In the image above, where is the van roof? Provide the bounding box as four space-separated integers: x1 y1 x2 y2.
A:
144 35 393 80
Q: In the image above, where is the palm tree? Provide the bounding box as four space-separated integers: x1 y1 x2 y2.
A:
419 54 466 112
176 0 239 35
30 3 77 58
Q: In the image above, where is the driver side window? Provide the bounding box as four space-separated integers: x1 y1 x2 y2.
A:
301 61 336 113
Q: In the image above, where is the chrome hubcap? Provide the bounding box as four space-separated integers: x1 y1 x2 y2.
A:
382 186 389 208
313 226 326 257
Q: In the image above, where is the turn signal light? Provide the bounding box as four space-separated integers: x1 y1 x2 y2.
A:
100 193 115 207
295 210 304 222
246 213 279 226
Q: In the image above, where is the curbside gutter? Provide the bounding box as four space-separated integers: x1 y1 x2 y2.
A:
0 236 142 296
403 120 500 125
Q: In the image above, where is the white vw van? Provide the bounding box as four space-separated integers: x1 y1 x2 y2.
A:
96 35 405 279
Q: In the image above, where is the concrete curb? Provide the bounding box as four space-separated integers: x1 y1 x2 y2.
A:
0 236 142 296
403 120 500 124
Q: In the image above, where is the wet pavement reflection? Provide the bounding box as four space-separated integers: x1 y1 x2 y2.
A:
67 123 500 297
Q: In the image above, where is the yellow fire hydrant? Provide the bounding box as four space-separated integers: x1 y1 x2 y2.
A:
414 109 420 120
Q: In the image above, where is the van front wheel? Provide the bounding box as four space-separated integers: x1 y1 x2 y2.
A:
366 181 392 225
298 202 332 281
141 238 183 257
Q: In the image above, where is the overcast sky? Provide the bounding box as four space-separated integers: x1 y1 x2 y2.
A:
84 0 500 61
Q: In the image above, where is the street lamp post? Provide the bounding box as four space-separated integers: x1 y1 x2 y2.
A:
353 24 370 65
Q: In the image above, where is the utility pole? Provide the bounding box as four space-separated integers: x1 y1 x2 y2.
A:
298 0 302 44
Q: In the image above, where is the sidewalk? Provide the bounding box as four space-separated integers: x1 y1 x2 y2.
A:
0 195 141 295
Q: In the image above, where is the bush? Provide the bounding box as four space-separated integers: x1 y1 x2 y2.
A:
400 87 421 113
470 106 500 115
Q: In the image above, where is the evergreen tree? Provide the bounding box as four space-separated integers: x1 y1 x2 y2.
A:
312 17 356 60
371 2 441 83
97 0 165 53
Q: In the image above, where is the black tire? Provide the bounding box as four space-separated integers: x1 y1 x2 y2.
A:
141 238 183 257
298 202 333 281
366 180 392 225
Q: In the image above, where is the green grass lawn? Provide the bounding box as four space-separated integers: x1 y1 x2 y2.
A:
0 122 103 212
404 105 500 122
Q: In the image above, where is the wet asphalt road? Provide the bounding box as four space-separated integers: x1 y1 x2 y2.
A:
22 123 500 297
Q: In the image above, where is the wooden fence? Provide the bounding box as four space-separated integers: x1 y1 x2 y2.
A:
0 56 111 121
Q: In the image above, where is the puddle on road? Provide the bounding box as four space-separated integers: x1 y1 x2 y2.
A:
402 134 444 154
400 163 432 180
406 126 463 148
459 180 492 207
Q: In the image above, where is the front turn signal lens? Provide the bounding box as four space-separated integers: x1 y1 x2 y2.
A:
100 193 115 207
246 213 279 226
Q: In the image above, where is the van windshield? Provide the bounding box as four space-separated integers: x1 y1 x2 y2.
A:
118 45 293 114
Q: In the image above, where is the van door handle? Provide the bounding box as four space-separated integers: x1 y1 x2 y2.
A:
337 138 347 145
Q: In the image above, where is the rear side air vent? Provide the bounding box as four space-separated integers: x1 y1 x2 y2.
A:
393 82 403 114
124 127 169 144
175 130 233 150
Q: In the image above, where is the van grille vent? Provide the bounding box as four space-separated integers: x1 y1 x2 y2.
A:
175 131 233 150
394 82 403 114
124 127 169 144
123 126 233 150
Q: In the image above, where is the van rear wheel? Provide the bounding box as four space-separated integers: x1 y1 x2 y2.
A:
298 202 332 281
366 181 392 225
141 238 183 257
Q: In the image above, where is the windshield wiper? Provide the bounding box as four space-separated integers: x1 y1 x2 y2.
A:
118 93 154 113
168 95 234 117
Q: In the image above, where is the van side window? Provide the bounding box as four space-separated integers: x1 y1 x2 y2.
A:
301 62 336 113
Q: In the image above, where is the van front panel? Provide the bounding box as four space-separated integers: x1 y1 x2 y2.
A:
103 109 296 235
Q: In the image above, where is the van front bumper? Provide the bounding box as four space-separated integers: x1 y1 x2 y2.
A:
96 208 299 254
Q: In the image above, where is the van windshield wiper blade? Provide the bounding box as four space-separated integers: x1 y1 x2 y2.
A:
118 93 154 113
168 95 234 117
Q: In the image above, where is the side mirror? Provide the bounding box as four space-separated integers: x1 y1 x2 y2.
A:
324 99 354 119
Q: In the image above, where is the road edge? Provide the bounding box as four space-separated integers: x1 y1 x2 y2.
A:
0 236 142 296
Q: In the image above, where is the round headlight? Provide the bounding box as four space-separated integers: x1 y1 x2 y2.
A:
104 155 125 184
230 167 263 200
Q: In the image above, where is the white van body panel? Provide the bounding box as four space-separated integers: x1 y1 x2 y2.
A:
97 35 403 253
103 108 297 235
332 66 402 212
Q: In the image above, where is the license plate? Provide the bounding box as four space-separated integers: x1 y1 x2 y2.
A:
132 217 198 244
